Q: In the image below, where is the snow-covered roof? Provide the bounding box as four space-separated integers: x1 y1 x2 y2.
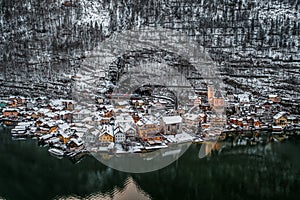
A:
116 101 129 106
287 116 297 120
18 121 34 126
115 131 125 136
272 126 283 129
74 131 84 138
58 131 71 138
183 114 199 121
99 117 110 121
268 94 278 98
88 129 98 136
3 108 19 112
55 120 65 124
41 120 56 128
105 105 114 110
238 94 250 103
82 117 93 122
114 125 124 133
273 111 287 120
78 109 91 115
136 120 144 126
162 116 182 124
199 113 206 118
45 112 57 118
58 123 70 131
99 130 114 137
115 114 134 123
38 108 51 114
13 125 26 130
145 118 154 125
113 107 130 113
121 123 136 132
69 138 83 146
84 124 95 130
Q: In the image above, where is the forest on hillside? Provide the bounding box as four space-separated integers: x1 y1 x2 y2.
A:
0 0 299 102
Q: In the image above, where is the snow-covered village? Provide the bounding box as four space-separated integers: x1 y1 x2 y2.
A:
1 79 299 159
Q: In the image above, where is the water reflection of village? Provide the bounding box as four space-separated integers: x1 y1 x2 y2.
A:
0 79 299 163
92 142 191 173
200 132 279 159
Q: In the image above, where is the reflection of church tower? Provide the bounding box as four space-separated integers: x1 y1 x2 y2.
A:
213 90 225 114
207 84 214 105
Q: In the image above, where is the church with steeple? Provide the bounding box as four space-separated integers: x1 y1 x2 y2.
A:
207 84 226 128
207 84 225 114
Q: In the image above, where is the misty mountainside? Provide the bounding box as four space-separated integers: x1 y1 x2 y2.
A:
0 0 299 103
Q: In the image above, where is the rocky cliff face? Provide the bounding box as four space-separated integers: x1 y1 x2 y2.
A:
0 0 299 102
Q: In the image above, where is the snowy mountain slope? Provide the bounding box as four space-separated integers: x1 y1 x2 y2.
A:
0 0 299 103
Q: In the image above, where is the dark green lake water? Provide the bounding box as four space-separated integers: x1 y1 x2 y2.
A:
0 128 299 200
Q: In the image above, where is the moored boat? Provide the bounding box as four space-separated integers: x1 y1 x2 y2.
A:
48 148 64 157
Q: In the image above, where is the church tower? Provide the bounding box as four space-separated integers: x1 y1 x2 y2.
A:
207 84 214 105
213 89 225 114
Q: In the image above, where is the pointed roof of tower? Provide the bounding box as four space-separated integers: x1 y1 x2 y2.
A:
214 90 223 98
